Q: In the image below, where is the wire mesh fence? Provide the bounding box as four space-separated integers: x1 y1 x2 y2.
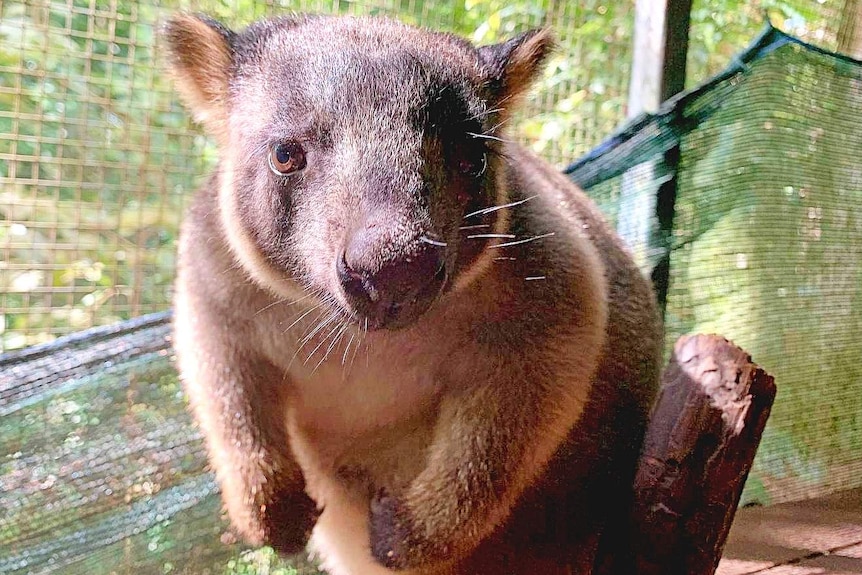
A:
1 0 860 350
0 0 636 350
687 0 862 83
2 16 861 575
1 3 861 573
568 22 862 506
1 0 209 350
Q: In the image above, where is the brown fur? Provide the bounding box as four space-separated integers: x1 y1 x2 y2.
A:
166 13 661 575
162 13 234 140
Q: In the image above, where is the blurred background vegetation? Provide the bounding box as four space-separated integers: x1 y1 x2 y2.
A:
2 2 861 574
0 0 853 350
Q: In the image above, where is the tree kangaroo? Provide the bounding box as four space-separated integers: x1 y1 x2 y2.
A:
165 13 661 575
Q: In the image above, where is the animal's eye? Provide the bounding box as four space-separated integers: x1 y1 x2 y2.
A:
268 142 306 176
457 151 487 178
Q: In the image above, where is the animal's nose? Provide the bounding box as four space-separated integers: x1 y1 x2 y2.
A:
337 235 446 329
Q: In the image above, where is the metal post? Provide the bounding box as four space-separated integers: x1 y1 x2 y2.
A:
838 0 862 59
622 0 692 314
628 0 693 116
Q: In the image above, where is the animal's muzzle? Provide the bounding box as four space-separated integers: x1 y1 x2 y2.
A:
337 237 447 330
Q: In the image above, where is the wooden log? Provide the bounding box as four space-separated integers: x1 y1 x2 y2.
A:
628 334 776 575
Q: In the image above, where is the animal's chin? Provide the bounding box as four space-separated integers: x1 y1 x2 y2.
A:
344 275 448 332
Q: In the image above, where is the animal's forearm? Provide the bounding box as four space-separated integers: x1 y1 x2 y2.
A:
369 376 589 569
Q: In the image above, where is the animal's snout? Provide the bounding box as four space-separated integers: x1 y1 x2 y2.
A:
337 231 447 330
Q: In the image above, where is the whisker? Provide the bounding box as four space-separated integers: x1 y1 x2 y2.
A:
466 131 509 143
301 310 339 346
525 276 547 281
255 298 287 316
348 325 364 374
289 291 316 305
342 333 356 366
459 224 491 231
467 233 516 239
328 320 350 356
419 235 448 247
350 337 362 372
363 318 370 369
463 195 538 219
469 92 517 121
307 320 346 368
489 93 518 110
468 106 504 121
481 119 509 136
317 322 350 372
288 309 334 369
487 232 555 249
282 302 323 334
254 291 315 316
494 256 517 261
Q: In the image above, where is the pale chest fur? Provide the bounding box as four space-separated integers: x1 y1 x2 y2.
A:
267 325 454 575
250 306 450 472
287 335 445 438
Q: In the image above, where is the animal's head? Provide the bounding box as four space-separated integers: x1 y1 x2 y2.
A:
165 14 552 330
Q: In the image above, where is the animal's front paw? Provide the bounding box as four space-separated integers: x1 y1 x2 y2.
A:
369 489 415 569
261 490 321 556
369 488 460 570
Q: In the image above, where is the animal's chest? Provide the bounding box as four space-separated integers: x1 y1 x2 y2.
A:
284 340 446 490
287 340 444 439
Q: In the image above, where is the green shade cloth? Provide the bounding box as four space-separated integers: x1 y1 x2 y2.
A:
3 24 861 574
568 24 862 508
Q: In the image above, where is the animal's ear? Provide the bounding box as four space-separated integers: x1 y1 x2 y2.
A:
478 29 554 108
163 13 235 139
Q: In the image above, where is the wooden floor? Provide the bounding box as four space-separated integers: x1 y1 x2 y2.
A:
717 489 862 575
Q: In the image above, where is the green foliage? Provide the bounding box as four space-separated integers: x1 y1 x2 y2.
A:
2 3 861 570
1 0 848 350
0 0 637 350
0 0 208 349
687 0 844 85
224 548 310 575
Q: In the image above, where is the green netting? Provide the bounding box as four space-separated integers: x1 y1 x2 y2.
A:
0 313 322 573
2 21 861 575
0 0 634 351
569 24 862 506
